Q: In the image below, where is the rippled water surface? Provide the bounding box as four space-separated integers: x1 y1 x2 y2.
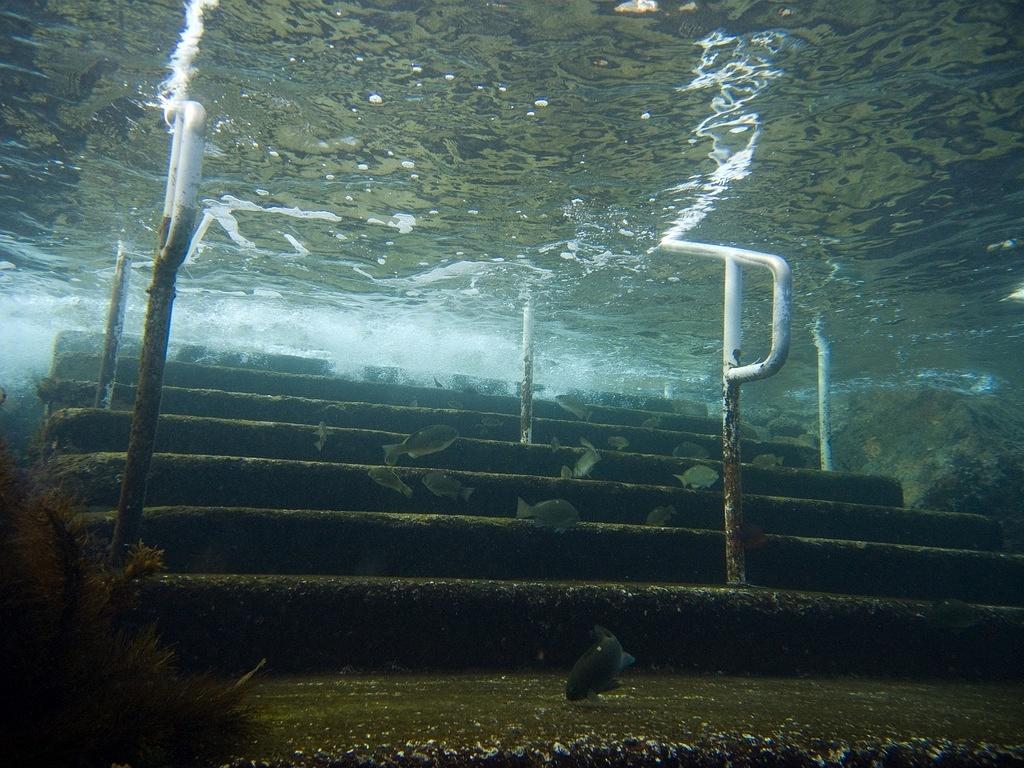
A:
1 0 1022 411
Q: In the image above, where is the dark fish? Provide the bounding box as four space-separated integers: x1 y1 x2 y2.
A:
565 625 635 701
422 471 473 501
480 415 502 428
750 453 783 469
516 497 579 530
0 386 6 406
383 424 459 465
555 394 593 421
640 416 662 429
645 505 676 526
368 466 413 498
550 436 561 450
573 446 600 478
673 441 709 459
560 466 574 480
313 421 327 453
674 465 719 489
607 436 629 450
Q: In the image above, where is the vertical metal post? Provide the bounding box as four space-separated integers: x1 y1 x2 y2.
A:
110 101 205 566
722 255 745 585
520 301 534 444
812 317 833 471
94 241 132 409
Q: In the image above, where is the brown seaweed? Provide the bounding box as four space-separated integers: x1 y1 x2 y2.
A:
0 438 254 767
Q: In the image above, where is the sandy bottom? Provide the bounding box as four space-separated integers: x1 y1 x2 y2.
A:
240 671 1024 760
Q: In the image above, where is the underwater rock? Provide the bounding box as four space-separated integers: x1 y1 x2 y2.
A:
833 387 1024 551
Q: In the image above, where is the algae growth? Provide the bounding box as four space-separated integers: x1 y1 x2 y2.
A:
235 672 1024 764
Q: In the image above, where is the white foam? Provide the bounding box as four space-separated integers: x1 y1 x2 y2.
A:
282 233 309 256
186 195 343 262
661 31 784 241
159 0 221 113
386 213 416 234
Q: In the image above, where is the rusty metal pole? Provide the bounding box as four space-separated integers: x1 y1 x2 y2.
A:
520 300 534 444
94 241 132 409
721 255 745 585
109 101 205 565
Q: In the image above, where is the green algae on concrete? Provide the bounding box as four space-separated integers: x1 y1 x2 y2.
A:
123 573 1024 678
40 378 821 468
44 407 894 505
49 450 1005 556
231 672 1024 767
78 506 1023 608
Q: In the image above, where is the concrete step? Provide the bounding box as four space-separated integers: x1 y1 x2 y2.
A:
120 571 1024 677
48 351 730 436
82 506 1024 606
49 452 1000 552
44 408 897 506
41 378 823 469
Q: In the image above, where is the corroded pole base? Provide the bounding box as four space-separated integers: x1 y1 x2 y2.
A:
109 215 195 565
722 376 745 585
519 303 534 444
95 242 131 409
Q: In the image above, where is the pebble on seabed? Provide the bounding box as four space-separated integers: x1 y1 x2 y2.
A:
368 93 383 105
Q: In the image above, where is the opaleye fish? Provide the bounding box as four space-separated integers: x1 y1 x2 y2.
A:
383 424 459 465
422 471 474 501
368 466 413 498
516 497 580 531
565 625 635 701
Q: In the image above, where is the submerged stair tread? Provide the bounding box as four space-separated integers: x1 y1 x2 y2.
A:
44 407 894 505
76 504 1024 607
48 451 998 552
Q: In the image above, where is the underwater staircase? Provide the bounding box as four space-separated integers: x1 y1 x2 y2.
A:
38 336 1024 681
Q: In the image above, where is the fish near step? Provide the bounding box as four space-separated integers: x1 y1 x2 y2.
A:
47 451 1002 552
79 506 1024 606
40 384 819 470
43 408 894 506
121 573 1024 678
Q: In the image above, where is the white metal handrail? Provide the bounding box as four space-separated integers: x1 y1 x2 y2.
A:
812 317 834 471
659 238 792 381
160 100 207 251
658 236 793 586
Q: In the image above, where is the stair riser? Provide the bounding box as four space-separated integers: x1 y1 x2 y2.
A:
46 379 821 468
50 352 724 433
126 575 1024 678
85 509 1024 605
51 453 1000 550
46 409 898 506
